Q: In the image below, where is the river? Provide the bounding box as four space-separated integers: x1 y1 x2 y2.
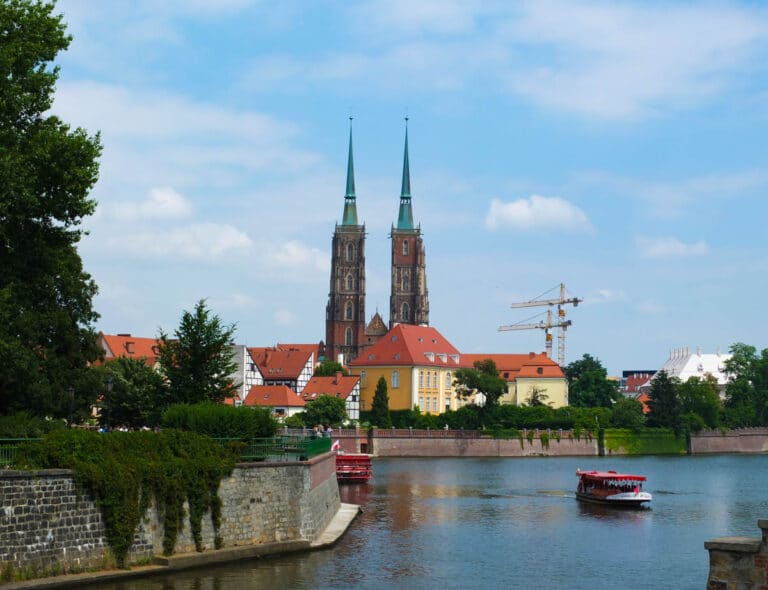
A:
88 454 768 590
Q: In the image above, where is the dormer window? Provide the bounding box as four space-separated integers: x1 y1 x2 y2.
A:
425 352 435 362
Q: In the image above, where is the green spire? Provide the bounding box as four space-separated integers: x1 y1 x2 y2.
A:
397 118 414 230
342 117 358 226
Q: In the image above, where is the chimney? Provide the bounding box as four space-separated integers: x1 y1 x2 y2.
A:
529 352 535 358
335 371 342 384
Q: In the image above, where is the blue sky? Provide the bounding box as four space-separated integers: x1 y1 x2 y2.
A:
52 0 768 376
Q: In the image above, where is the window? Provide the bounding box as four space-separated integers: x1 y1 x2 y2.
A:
402 302 410 322
433 372 438 388
345 302 353 320
402 275 410 291
345 327 353 346
392 370 400 388
433 397 438 412
419 371 424 388
346 243 354 261
537 367 543 375
346 274 354 290
446 371 451 389
418 396 424 411
403 240 409 255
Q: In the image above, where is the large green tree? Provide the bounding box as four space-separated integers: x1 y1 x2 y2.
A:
453 359 508 409
370 376 392 428
304 395 347 428
677 375 721 430
0 0 102 418
156 300 238 404
646 370 681 431
314 360 348 377
723 343 768 427
565 354 621 408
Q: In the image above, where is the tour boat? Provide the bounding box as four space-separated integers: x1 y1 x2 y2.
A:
335 453 373 483
575 469 652 508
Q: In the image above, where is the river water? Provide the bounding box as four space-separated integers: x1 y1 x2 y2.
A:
88 454 768 590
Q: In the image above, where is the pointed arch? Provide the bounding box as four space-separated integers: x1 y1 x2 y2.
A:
345 327 353 346
401 302 410 322
345 301 354 320
346 243 354 261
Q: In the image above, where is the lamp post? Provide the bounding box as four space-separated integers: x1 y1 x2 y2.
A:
105 377 113 432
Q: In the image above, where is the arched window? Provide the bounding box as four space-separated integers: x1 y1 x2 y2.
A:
403 240 409 256
345 327 353 346
346 243 354 261
401 302 410 322
345 302 353 320
346 274 354 291
402 275 410 291
433 371 438 388
392 370 400 388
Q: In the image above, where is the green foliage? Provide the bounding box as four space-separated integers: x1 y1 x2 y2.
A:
156 300 238 405
565 354 620 408
453 359 508 409
16 429 238 567
91 358 169 429
646 370 681 431
370 376 392 428
283 413 306 428
677 375 721 430
0 0 102 418
525 385 550 407
0 412 64 437
723 343 768 427
314 361 348 377
161 403 277 439
603 428 687 455
304 395 347 428
610 397 646 431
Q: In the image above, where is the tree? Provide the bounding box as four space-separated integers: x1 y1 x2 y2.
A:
677 375 721 430
646 370 681 431
156 300 238 404
0 1 102 418
93 358 169 429
370 376 392 428
610 397 645 431
304 395 347 428
314 360 348 377
723 343 768 427
453 359 508 409
526 386 550 407
565 354 621 408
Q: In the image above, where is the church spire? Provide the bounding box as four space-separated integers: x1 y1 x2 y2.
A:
396 118 414 230
342 117 358 226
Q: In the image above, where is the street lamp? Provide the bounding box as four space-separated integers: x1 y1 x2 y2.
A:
105 376 113 432
67 387 74 428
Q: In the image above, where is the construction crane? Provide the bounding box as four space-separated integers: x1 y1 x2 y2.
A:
498 283 582 366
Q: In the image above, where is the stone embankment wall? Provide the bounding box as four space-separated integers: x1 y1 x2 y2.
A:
0 452 339 573
367 429 598 457
691 428 768 454
705 519 768 589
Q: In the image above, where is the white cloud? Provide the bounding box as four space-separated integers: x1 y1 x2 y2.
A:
636 236 709 259
274 309 297 326
108 223 253 261
110 187 191 221
269 241 330 273
486 195 591 231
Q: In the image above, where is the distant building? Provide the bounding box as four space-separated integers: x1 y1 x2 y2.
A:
463 352 569 408
348 324 467 414
302 372 361 421
248 346 315 393
620 370 656 395
241 384 305 418
97 332 160 369
639 347 733 397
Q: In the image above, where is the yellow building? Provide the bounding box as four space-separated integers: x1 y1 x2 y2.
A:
348 324 472 414
463 352 569 408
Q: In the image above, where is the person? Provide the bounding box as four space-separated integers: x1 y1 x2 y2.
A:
325 425 332 438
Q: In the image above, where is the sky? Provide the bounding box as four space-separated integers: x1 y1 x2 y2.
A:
50 0 768 376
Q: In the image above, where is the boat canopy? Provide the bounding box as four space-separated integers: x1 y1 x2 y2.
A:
577 470 646 482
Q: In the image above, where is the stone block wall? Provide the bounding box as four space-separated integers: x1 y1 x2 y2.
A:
0 452 340 573
691 428 768 454
705 519 768 589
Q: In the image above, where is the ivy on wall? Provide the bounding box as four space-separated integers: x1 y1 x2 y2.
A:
17 430 238 567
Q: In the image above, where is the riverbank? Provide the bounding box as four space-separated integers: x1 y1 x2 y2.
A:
1 503 360 590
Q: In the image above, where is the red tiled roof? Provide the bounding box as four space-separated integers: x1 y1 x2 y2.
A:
302 374 359 401
98 332 160 367
348 324 461 368
248 347 313 380
244 385 306 408
462 352 564 381
276 343 321 364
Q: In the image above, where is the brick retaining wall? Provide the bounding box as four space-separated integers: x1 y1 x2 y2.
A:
0 452 339 574
691 428 768 454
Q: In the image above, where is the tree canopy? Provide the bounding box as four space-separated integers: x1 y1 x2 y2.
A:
0 0 102 418
304 395 347 428
370 376 392 428
565 354 620 408
453 359 508 409
314 360 348 377
156 300 238 404
723 343 768 427
646 370 681 431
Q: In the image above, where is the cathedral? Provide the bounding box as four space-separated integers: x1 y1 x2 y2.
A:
325 120 429 364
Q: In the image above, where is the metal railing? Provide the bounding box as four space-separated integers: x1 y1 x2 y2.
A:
214 435 331 462
0 438 41 468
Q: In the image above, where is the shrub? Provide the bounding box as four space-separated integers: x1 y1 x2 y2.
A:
161 403 277 439
0 413 65 438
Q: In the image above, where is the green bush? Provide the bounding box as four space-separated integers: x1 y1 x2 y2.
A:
0 412 65 438
161 403 277 439
16 429 238 567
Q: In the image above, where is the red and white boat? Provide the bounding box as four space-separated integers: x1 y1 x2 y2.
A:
575 469 652 508
335 453 372 483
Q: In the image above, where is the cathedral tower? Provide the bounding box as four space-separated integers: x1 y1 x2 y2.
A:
326 120 367 364
389 120 429 328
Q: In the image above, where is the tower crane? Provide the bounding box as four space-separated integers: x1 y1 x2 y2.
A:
498 283 582 366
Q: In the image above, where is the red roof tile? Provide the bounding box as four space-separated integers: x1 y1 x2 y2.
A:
462 352 564 381
98 332 160 367
302 374 360 401
248 347 313 380
348 324 461 368
244 385 306 408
